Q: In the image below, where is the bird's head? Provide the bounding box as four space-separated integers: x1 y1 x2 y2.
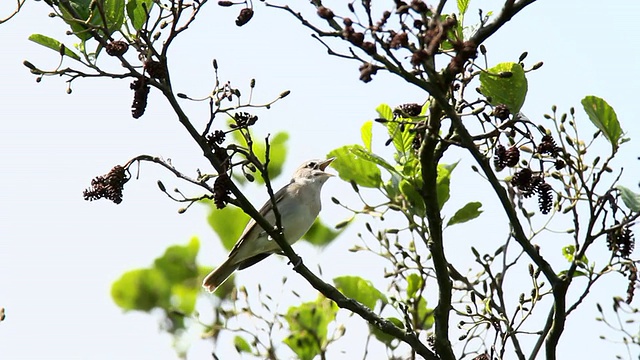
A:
292 157 335 185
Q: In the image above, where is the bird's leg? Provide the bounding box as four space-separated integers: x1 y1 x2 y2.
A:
289 256 303 269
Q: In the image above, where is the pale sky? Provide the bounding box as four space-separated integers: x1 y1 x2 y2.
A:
1 0 639 359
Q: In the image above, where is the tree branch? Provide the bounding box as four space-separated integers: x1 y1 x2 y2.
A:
470 0 539 46
419 102 456 360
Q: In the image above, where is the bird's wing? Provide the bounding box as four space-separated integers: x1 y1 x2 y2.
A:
227 181 293 257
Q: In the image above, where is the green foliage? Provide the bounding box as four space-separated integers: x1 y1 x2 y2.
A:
111 238 205 330
232 131 288 184
369 317 404 346
447 201 483 226
412 297 435 330
111 268 171 311
333 275 387 309
58 0 93 41
327 106 467 219
207 202 250 250
399 178 426 216
616 185 640 212
58 0 125 41
561 244 576 262
103 0 126 34
349 145 399 175
457 0 470 16
153 237 200 283
406 273 424 299
377 104 416 164
327 108 462 220
561 245 588 266
479 62 528 113
234 336 252 353
581 95 623 149
327 145 383 188
302 218 344 246
28 34 81 61
436 162 458 209
361 120 373 151
34 0 152 56
376 102 394 121
126 0 154 30
284 296 337 360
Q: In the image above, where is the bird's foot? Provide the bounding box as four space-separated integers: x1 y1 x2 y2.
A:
289 255 303 269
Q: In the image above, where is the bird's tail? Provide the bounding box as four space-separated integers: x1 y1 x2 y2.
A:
202 258 239 293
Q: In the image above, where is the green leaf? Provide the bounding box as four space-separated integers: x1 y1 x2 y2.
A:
413 297 434 330
59 0 120 41
457 0 470 16
111 268 171 311
375 103 394 121
284 297 337 360
447 201 483 226
562 245 575 262
126 0 154 30
170 283 198 315
406 273 423 299
302 218 345 246
383 173 402 200
334 275 387 309
327 145 382 188
232 131 288 184
479 62 528 114
582 96 622 148
561 245 588 266
153 237 199 284
207 201 250 250
361 120 373 151
369 317 403 346
59 0 92 41
399 179 425 217
436 162 458 209
376 103 416 163
386 120 416 164
28 34 81 61
401 158 422 183
616 185 640 212
234 336 252 353
104 0 125 33
558 269 587 278
350 145 399 175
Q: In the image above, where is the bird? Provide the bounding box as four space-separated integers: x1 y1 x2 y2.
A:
202 157 335 292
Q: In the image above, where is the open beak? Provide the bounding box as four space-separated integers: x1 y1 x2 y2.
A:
318 157 335 173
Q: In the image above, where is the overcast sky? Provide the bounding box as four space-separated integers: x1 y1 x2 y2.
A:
1 0 639 359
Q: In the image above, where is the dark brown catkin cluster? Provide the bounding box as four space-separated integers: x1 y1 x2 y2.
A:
83 165 129 204
130 78 150 119
213 173 232 209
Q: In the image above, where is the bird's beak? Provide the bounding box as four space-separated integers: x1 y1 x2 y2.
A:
319 157 335 174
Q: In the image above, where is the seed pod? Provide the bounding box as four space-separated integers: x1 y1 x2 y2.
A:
279 90 290 98
518 51 528 62
531 61 543 70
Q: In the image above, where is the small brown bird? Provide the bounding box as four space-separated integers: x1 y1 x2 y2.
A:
202 158 335 292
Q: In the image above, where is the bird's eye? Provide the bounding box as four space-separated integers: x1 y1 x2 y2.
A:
307 161 317 169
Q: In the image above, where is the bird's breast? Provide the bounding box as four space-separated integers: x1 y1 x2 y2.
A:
277 192 320 244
